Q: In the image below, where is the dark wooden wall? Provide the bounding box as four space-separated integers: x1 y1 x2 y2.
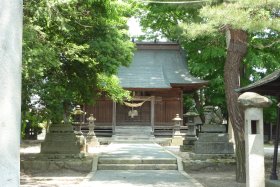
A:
153 89 182 126
116 102 151 125
84 99 113 125
85 88 183 126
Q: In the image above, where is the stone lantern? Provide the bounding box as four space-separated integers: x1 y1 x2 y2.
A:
180 111 200 152
72 105 86 135
87 114 96 136
185 111 200 136
170 114 183 146
172 114 182 136
86 114 99 148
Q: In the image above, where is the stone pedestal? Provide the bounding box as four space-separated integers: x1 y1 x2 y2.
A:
193 133 234 154
201 124 226 133
87 134 100 148
180 137 197 152
41 124 81 157
180 124 197 152
170 136 183 146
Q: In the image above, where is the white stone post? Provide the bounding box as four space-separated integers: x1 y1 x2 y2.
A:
238 92 272 187
0 0 22 186
245 108 264 187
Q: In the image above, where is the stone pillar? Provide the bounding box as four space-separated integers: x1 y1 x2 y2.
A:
238 92 272 187
0 1 22 186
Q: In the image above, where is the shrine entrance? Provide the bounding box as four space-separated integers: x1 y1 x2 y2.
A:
116 101 151 125
112 96 155 134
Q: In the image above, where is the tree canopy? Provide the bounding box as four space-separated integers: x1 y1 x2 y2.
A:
22 0 135 124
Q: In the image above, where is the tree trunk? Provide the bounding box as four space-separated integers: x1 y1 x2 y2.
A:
224 28 247 183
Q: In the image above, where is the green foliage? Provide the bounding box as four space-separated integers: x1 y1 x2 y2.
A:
97 74 131 103
21 110 44 139
183 35 227 114
23 0 135 123
182 0 280 38
136 0 280 122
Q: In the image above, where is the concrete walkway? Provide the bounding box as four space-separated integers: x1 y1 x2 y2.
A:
81 170 203 187
81 142 204 187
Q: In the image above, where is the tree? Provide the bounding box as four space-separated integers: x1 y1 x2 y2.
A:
182 1 280 182
136 0 280 182
22 0 134 125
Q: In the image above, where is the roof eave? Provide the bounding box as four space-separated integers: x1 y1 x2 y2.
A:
171 82 208 92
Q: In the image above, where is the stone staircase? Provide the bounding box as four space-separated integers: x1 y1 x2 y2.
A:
97 157 178 170
112 126 155 143
97 126 178 170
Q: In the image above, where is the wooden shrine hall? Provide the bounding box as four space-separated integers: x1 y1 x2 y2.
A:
85 42 207 135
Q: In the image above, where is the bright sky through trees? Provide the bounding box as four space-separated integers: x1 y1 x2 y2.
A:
127 17 144 36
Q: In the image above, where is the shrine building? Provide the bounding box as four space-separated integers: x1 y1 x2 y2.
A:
85 42 207 135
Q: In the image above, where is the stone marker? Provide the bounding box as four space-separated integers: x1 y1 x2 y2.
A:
238 92 271 187
0 1 22 186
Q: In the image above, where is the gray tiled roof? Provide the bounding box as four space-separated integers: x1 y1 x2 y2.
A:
118 43 207 89
236 69 280 96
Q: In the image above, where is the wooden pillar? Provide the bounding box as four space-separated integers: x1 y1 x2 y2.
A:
112 101 116 134
0 0 22 186
151 96 155 133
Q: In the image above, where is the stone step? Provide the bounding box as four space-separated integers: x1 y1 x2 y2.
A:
97 164 178 170
98 158 177 164
112 135 155 142
114 137 154 140
111 141 156 144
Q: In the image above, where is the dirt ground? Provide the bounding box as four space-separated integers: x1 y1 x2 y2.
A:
165 146 246 187
20 141 263 187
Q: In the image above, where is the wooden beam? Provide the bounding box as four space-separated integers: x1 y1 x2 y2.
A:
112 101 116 134
151 96 155 133
129 96 162 102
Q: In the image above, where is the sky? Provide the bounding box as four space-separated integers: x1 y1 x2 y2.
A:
127 17 144 37
127 17 167 41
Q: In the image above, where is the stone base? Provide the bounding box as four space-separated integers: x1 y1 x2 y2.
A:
87 136 100 147
37 153 85 159
41 124 81 155
189 153 235 160
180 136 197 152
180 145 192 152
194 142 234 154
201 124 226 133
21 157 92 172
193 133 234 154
170 136 183 146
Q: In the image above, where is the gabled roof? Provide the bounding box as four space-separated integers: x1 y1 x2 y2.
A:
236 69 280 96
118 42 207 91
